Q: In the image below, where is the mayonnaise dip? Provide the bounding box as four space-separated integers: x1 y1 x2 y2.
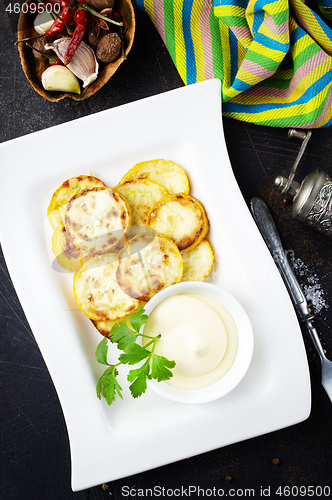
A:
143 294 238 389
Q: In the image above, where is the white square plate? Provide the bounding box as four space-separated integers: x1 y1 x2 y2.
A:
0 80 311 491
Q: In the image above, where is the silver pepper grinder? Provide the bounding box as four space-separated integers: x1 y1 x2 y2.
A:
275 129 332 237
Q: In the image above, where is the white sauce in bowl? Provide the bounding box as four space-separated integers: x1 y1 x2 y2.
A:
143 293 238 389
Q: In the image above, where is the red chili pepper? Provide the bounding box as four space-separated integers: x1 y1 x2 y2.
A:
63 9 87 65
45 3 75 37
49 57 63 65
76 0 123 27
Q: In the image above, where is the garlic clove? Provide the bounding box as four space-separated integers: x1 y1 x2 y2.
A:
41 66 81 94
34 12 54 34
44 38 99 88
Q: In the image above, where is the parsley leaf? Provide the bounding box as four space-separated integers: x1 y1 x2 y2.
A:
128 305 149 333
110 306 148 351
127 360 150 398
95 337 109 365
118 344 150 365
94 306 176 405
150 354 176 382
109 319 139 351
96 365 123 405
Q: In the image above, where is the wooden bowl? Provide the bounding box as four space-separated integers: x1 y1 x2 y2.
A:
17 0 135 101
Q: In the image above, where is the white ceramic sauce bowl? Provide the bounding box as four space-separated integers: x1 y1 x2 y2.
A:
142 281 254 404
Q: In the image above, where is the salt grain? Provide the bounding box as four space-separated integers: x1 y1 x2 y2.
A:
292 257 329 314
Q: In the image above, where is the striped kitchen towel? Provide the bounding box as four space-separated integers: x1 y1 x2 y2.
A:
136 0 332 128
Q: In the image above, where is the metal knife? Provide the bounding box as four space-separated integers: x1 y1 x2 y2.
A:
250 197 332 403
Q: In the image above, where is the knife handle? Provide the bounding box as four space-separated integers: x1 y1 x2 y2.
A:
250 197 311 320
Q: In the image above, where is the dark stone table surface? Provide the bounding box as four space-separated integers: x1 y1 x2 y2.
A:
1 2 332 499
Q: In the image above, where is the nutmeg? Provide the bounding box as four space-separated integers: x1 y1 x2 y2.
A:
85 0 114 10
96 32 121 63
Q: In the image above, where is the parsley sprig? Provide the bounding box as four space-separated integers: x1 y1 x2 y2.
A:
95 306 176 405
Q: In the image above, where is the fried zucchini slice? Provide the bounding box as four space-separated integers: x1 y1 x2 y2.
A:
52 224 91 272
47 175 108 230
65 187 131 255
116 233 183 301
90 318 117 337
119 159 190 195
91 300 147 336
113 179 168 226
146 194 209 253
181 240 214 282
73 253 140 321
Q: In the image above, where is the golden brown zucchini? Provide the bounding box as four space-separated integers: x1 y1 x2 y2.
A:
181 240 214 282
116 233 183 301
51 224 91 272
47 175 108 230
146 194 209 252
113 179 167 226
73 253 140 321
119 159 190 195
65 187 131 255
